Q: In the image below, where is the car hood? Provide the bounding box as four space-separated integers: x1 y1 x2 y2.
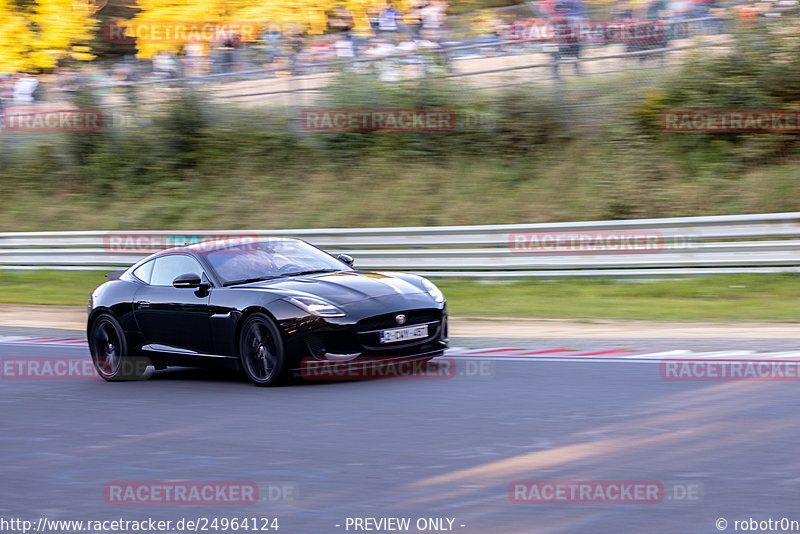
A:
232 271 428 305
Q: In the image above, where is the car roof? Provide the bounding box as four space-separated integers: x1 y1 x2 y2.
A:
123 236 307 285
149 236 301 256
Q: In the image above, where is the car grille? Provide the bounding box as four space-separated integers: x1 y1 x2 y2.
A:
356 309 441 333
356 309 442 351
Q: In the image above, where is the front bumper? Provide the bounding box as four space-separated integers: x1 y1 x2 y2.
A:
283 305 448 371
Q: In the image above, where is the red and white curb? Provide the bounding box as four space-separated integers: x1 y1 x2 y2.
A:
1 337 798 363
0 336 87 346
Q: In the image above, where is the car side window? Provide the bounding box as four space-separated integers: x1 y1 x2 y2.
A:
150 255 205 287
132 260 154 284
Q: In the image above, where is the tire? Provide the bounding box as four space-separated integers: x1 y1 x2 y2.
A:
89 314 149 381
238 313 285 386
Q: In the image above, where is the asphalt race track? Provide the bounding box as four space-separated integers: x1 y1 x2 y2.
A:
1 327 799 534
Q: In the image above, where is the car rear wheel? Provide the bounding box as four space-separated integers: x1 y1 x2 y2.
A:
239 313 285 386
89 314 149 381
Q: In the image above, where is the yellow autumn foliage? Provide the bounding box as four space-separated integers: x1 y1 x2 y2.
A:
0 0 424 68
126 0 415 58
0 0 97 72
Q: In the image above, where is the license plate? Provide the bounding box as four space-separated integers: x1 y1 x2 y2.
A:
379 324 429 344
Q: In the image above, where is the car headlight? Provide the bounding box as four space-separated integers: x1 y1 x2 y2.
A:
421 278 445 303
284 296 346 317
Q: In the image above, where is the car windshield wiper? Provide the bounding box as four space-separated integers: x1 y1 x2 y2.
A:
222 275 278 287
278 268 340 277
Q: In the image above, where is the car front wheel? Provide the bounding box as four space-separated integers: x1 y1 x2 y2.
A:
239 313 285 386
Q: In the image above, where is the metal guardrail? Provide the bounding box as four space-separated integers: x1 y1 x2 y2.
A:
2 212 800 278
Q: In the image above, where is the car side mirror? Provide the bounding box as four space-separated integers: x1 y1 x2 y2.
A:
337 254 355 267
173 273 203 289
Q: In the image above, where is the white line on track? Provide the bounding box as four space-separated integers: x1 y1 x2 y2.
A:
619 350 691 359
444 347 800 363
696 351 756 359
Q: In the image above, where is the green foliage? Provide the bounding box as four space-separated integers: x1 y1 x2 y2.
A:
637 20 800 175
66 87 104 166
152 88 209 169
319 72 564 158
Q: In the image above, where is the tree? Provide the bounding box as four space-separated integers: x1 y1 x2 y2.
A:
0 0 97 72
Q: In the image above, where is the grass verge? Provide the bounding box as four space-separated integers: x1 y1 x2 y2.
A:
2 271 799 322
0 270 107 306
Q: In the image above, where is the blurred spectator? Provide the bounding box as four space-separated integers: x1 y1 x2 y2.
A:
368 4 382 32
558 0 588 21
421 0 447 42
109 62 135 84
330 6 355 36
364 36 400 81
692 0 713 17
85 64 105 86
82 64 113 103
310 38 336 66
328 7 360 58
668 0 694 19
734 3 758 27
379 2 403 43
334 33 356 61
183 36 206 77
285 29 305 75
13 73 39 104
551 12 581 76
152 50 180 78
542 0 558 15
56 69 81 94
260 23 282 65
0 74 12 115
416 38 449 76
213 26 241 74
365 36 398 57
479 16 506 55
647 0 670 19
406 1 425 40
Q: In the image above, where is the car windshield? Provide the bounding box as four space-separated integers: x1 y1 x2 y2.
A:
198 238 351 285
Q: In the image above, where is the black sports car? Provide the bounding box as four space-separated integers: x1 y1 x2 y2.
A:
87 237 448 386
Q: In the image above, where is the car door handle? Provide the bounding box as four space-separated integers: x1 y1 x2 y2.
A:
136 301 150 309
